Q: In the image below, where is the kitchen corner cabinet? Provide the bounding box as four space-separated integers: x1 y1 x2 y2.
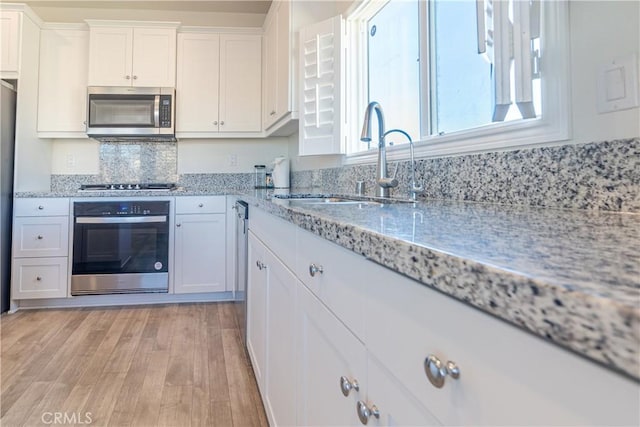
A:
262 0 296 134
0 11 20 75
173 196 226 294
87 23 177 87
176 32 261 136
246 207 640 427
11 198 70 300
37 28 89 137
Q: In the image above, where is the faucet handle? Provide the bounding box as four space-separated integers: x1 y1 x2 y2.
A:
378 177 399 188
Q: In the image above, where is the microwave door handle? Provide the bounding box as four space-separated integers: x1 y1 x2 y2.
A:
76 216 167 224
154 95 160 128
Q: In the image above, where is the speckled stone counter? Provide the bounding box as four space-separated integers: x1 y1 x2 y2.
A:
237 190 640 381
13 188 640 380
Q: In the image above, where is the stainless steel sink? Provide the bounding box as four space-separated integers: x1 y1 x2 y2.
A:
273 194 415 206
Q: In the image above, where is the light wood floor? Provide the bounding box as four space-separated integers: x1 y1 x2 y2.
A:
0 303 268 427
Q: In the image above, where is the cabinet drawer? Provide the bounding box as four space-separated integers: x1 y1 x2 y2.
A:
14 198 70 217
295 229 366 340
365 263 640 426
13 216 69 257
249 208 296 269
11 257 68 299
175 196 226 214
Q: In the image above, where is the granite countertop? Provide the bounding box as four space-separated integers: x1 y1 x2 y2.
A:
237 190 640 381
14 187 232 198
14 187 640 380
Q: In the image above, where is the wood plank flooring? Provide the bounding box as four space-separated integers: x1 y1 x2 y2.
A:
0 303 268 427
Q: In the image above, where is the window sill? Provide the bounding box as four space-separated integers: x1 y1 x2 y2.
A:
344 116 571 165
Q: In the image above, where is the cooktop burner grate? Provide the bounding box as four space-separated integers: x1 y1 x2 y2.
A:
79 183 177 191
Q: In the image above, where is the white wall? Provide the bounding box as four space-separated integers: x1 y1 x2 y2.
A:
177 138 290 174
289 0 640 172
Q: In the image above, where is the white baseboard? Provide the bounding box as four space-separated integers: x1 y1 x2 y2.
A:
14 291 236 310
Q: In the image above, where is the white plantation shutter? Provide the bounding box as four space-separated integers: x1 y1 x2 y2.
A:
299 15 344 156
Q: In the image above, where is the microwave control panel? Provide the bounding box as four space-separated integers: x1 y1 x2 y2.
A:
159 96 172 128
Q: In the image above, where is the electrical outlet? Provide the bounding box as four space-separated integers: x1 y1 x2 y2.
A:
228 154 238 167
66 154 76 170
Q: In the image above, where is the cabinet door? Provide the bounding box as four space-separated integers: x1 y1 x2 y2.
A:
132 28 177 87
366 355 441 427
263 248 297 427
176 33 220 133
174 214 226 294
247 231 268 394
262 8 278 128
0 11 20 74
11 257 68 299
37 29 89 134
275 0 291 117
219 34 262 132
88 27 133 86
296 285 366 427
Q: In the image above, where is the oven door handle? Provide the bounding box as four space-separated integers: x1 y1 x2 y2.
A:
76 216 167 224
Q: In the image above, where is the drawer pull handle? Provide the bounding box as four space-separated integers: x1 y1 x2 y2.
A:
176 223 181 227
37 235 43 240
309 263 323 277
198 203 204 208
36 276 42 281
38 205 44 210
356 401 379 425
339 376 359 397
424 354 460 388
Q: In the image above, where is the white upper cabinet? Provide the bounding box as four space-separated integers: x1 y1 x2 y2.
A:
37 27 89 137
262 0 297 135
176 31 261 136
87 22 178 87
298 15 345 156
0 11 20 75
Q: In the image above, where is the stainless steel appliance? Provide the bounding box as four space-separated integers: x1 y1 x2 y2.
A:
234 200 249 344
71 200 170 295
79 183 177 192
86 86 175 140
1 81 16 313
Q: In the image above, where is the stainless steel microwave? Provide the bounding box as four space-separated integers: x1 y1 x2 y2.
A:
86 86 175 140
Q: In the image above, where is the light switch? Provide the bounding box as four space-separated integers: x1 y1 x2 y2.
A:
597 53 639 113
605 67 625 101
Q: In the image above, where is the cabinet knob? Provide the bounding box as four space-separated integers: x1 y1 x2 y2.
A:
133 75 138 80
38 205 44 210
356 401 379 425
37 235 43 240
220 121 224 126
198 203 204 208
176 223 181 227
213 121 218 125
339 376 359 397
424 354 460 388
256 260 266 270
36 276 42 281
125 75 131 80
309 263 323 277
270 110 276 116
83 121 87 125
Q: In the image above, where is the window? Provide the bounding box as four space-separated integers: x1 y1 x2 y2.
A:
345 0 569 161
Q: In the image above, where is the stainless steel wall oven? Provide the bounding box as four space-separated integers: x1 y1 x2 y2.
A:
71 200 170 295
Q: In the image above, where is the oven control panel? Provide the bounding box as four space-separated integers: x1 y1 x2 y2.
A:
74 201 170 217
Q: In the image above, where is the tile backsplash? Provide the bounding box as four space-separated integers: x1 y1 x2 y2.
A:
292 137 640 212
99 141 177 183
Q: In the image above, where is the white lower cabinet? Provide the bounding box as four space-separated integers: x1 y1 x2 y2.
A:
174 213 226 294
296 284 366 427
246 208 640 427
174 196 227 294
12 257 68 299
247 230 298 427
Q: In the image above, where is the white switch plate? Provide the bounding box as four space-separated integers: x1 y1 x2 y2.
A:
596 53 639 113
227 154 238 167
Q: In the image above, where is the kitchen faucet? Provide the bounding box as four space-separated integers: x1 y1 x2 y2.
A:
383 129 424 201
360 102 398 197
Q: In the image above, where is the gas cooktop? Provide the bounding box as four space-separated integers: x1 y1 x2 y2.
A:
79 183 177 191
